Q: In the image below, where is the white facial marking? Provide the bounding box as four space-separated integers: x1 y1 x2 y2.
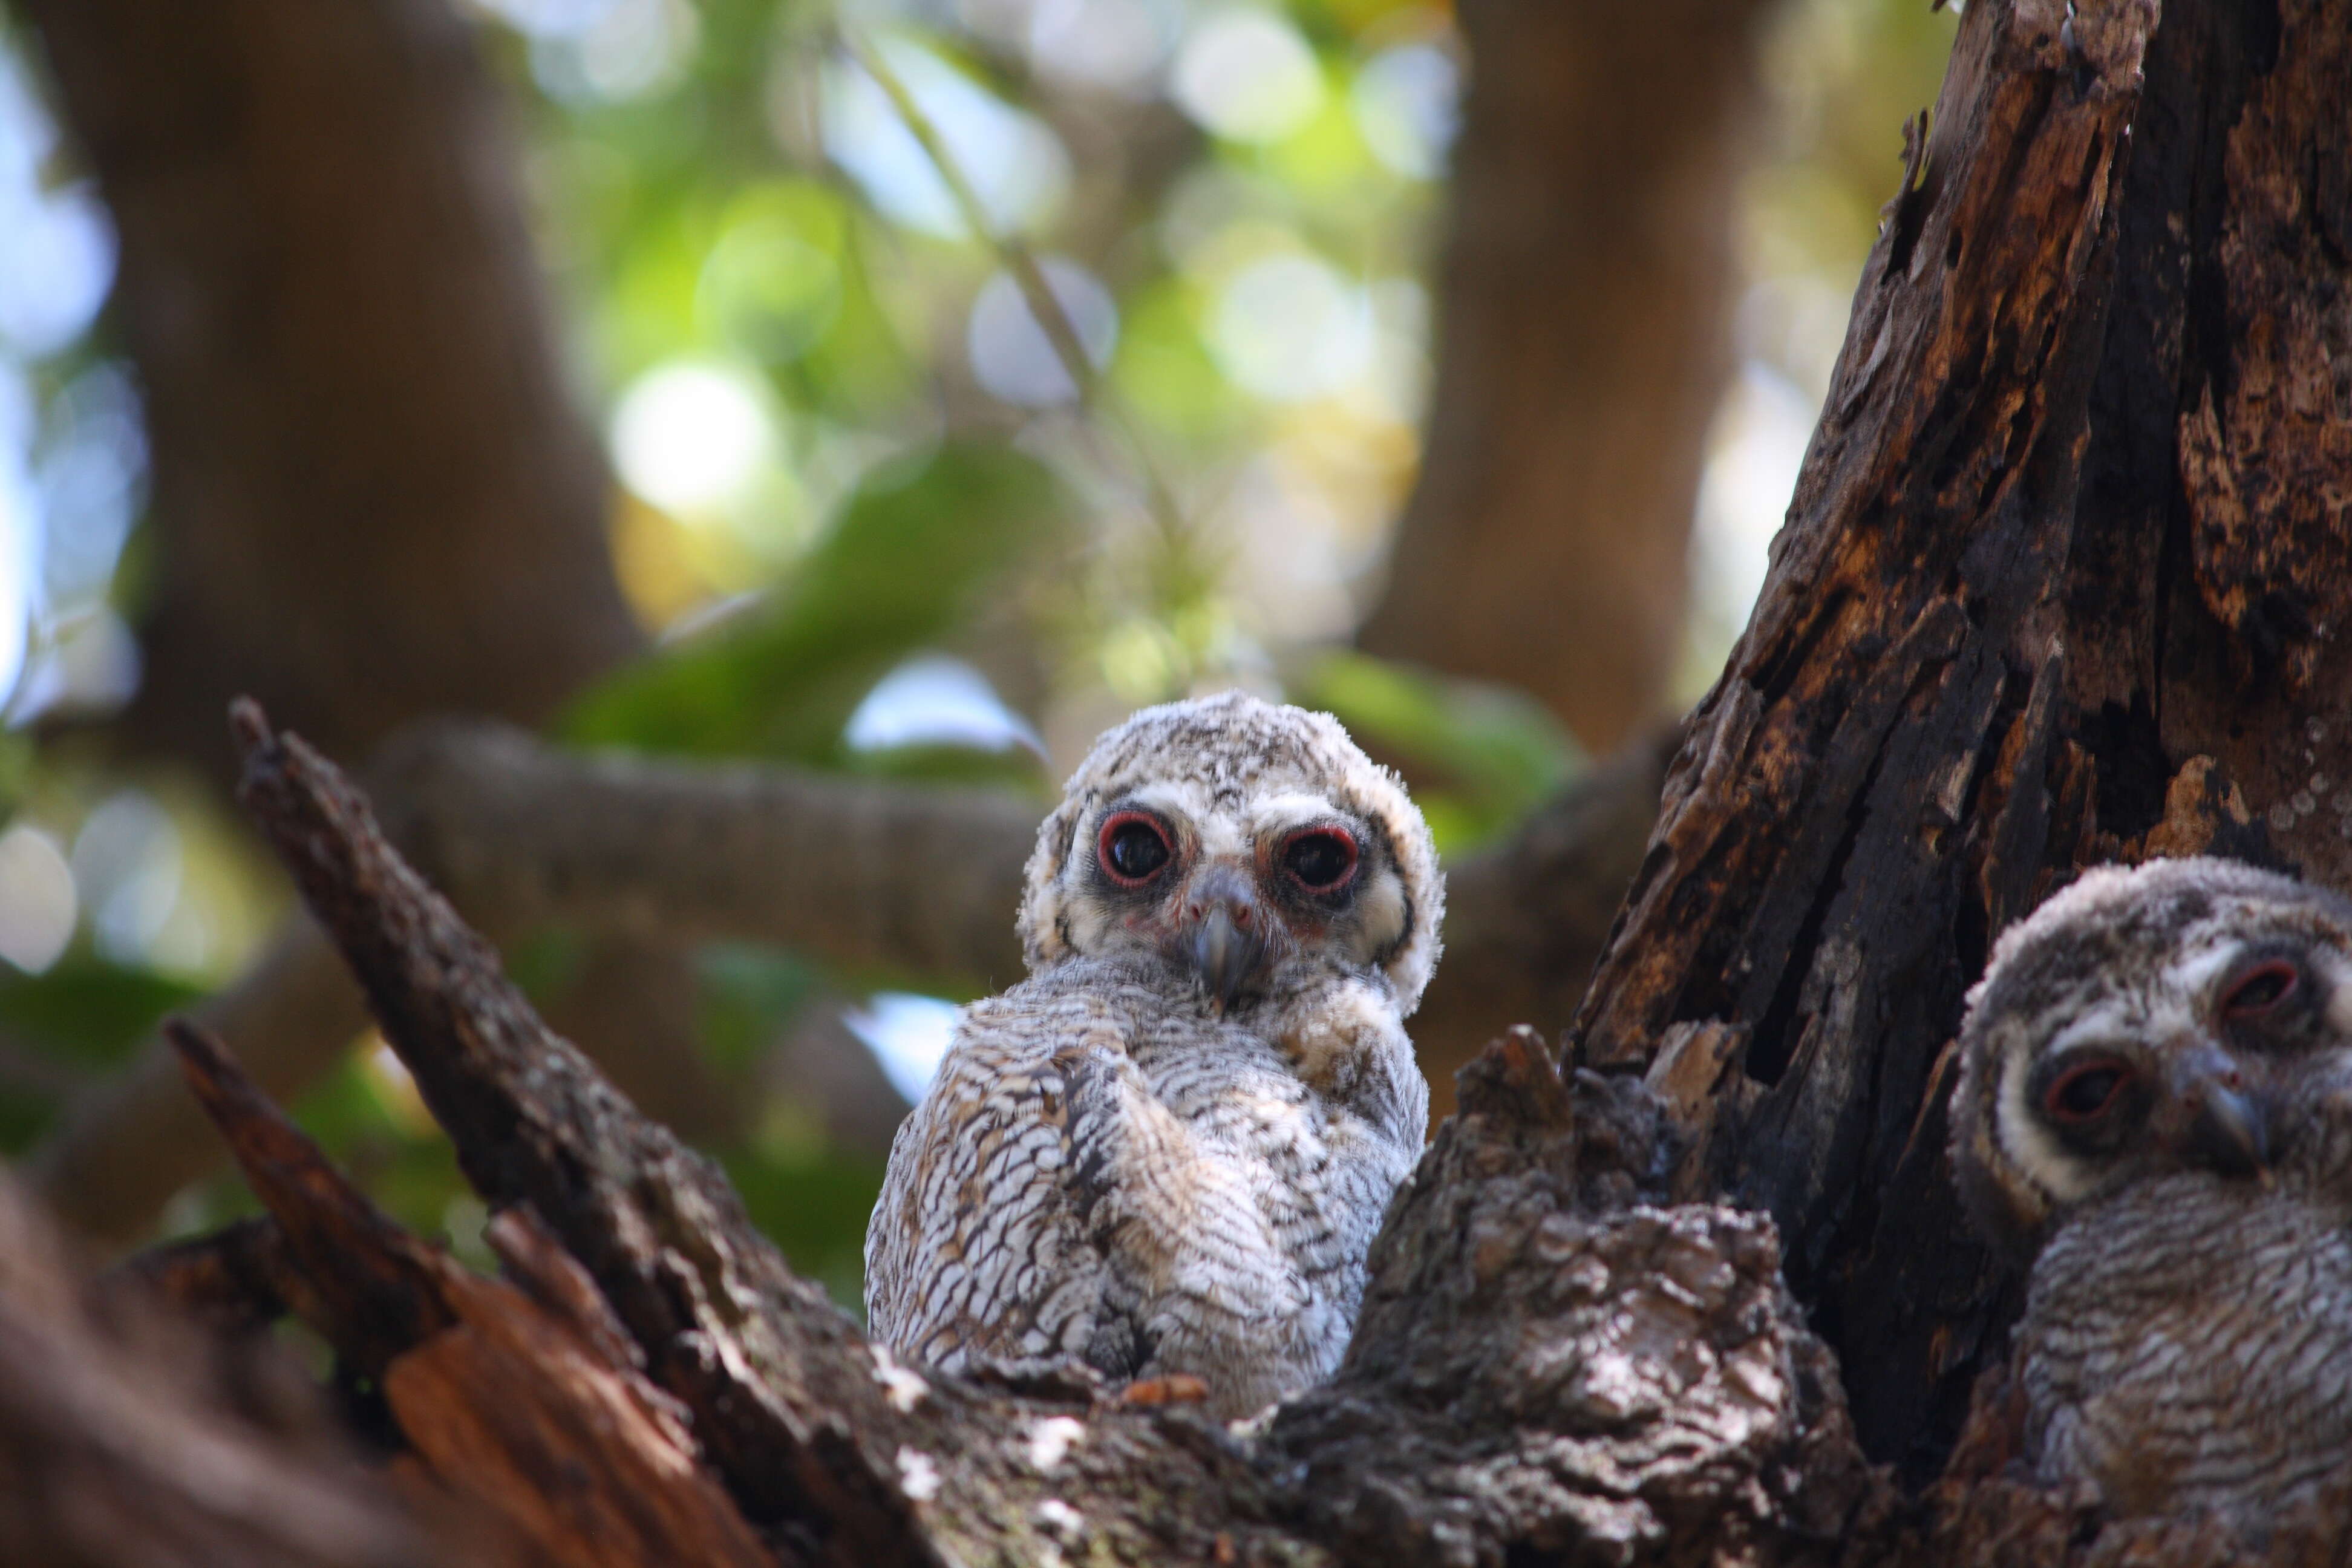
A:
1999 1032 2102 1206
2043 999 2145 1064
1247 790 1345 841
2167 932 2245 1005
1351 866 1408 958
2320 950 2352 1036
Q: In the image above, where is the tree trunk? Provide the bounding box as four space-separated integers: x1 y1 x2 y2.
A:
19 0 641 776
1573 0 2351 1483
1356 0 1774 753
19 0 716 1200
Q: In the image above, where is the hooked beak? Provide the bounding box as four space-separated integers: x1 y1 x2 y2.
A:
2172 1042 2270 1180
1180 863 1269 1013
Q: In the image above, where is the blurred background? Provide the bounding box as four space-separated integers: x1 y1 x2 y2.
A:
0 0 1952 1305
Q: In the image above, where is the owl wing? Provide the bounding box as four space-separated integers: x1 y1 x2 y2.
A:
863 985 1117 1370
1063 1034 1317 1404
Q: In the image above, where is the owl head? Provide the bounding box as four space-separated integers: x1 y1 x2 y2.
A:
1016 691 1443 1016
1950 857 2352 1261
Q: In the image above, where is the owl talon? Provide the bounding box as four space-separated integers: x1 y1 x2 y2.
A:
1117 1374 1209 1407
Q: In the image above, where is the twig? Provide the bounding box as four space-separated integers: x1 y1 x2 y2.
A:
840 28 1194 557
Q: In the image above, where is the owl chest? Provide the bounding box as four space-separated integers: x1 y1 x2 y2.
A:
2022 1181 2352 1516
1134 1046 1396 1246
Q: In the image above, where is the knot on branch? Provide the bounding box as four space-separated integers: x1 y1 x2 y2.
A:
1263 1027 1886 1567
1453 1024 1678 1206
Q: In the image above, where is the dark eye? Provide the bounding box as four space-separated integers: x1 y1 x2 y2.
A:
1281 828 1359 892
2222 959 2298 1019
1097 812 1171 886
2045 1057 2134 1124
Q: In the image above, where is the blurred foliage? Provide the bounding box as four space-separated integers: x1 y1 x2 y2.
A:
0 956 203 1150
1294 651 1581 855
565 441 1072 767
0 0 1962 1307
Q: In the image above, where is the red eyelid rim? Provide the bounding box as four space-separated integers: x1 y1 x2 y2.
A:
2043 1056 2134 1123
1096 811 1173 886
2222 958 2299 1016
1279 825 1361 890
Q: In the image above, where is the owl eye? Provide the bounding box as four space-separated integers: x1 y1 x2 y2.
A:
2045 1057 2134 1124
1097 812 1172 886
1281 827 1359 892
2221 959 2298 1019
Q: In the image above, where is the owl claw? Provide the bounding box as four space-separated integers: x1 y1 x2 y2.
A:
1117 1374 1209 1407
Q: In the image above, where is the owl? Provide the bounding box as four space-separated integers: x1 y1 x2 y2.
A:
1950 856 2352 1535
863 691 1441 1419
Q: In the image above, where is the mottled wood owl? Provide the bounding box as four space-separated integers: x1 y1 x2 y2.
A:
864 691 1440 1418
1950 857 2352 1537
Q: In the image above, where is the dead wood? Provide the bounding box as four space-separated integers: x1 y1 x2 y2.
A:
1569 0 2352 1491
188 694 1875 1566
162 1016 773 1568
10 1 2352 1561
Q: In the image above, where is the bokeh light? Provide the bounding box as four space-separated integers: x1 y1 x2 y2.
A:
1171 9 1325 144
822 37 1071 240
612 361 780 515
966 258 1118 407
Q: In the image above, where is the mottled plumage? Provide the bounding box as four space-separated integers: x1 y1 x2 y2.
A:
865 691 1440 1417
1951 857 2352 1535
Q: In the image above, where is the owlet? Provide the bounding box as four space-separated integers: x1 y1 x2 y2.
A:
864 691 1441 1419
1951 857 2352 1537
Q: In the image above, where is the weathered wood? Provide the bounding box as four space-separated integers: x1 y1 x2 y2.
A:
1569 0 2352 1481
166 1018 776 1568
1263 1030 1886 1567
225 699 1320 1567
94 1212 314 1338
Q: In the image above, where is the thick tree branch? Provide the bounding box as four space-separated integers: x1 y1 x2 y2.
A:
31 722 1664 1241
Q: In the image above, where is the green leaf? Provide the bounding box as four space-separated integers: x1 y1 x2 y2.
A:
561 443 1075 763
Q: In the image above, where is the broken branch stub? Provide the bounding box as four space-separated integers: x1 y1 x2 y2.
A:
163 1016 775 1568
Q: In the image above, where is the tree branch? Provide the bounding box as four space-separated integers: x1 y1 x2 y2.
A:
31 719 1663 1241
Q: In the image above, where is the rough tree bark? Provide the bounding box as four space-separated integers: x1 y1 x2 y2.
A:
1357 0 1774 753
145 701 1893 1567
1572 0 2352 1483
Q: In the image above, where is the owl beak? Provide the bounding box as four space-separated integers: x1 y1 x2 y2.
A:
1181 863 1267 1013
2173 1045 2270 1180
